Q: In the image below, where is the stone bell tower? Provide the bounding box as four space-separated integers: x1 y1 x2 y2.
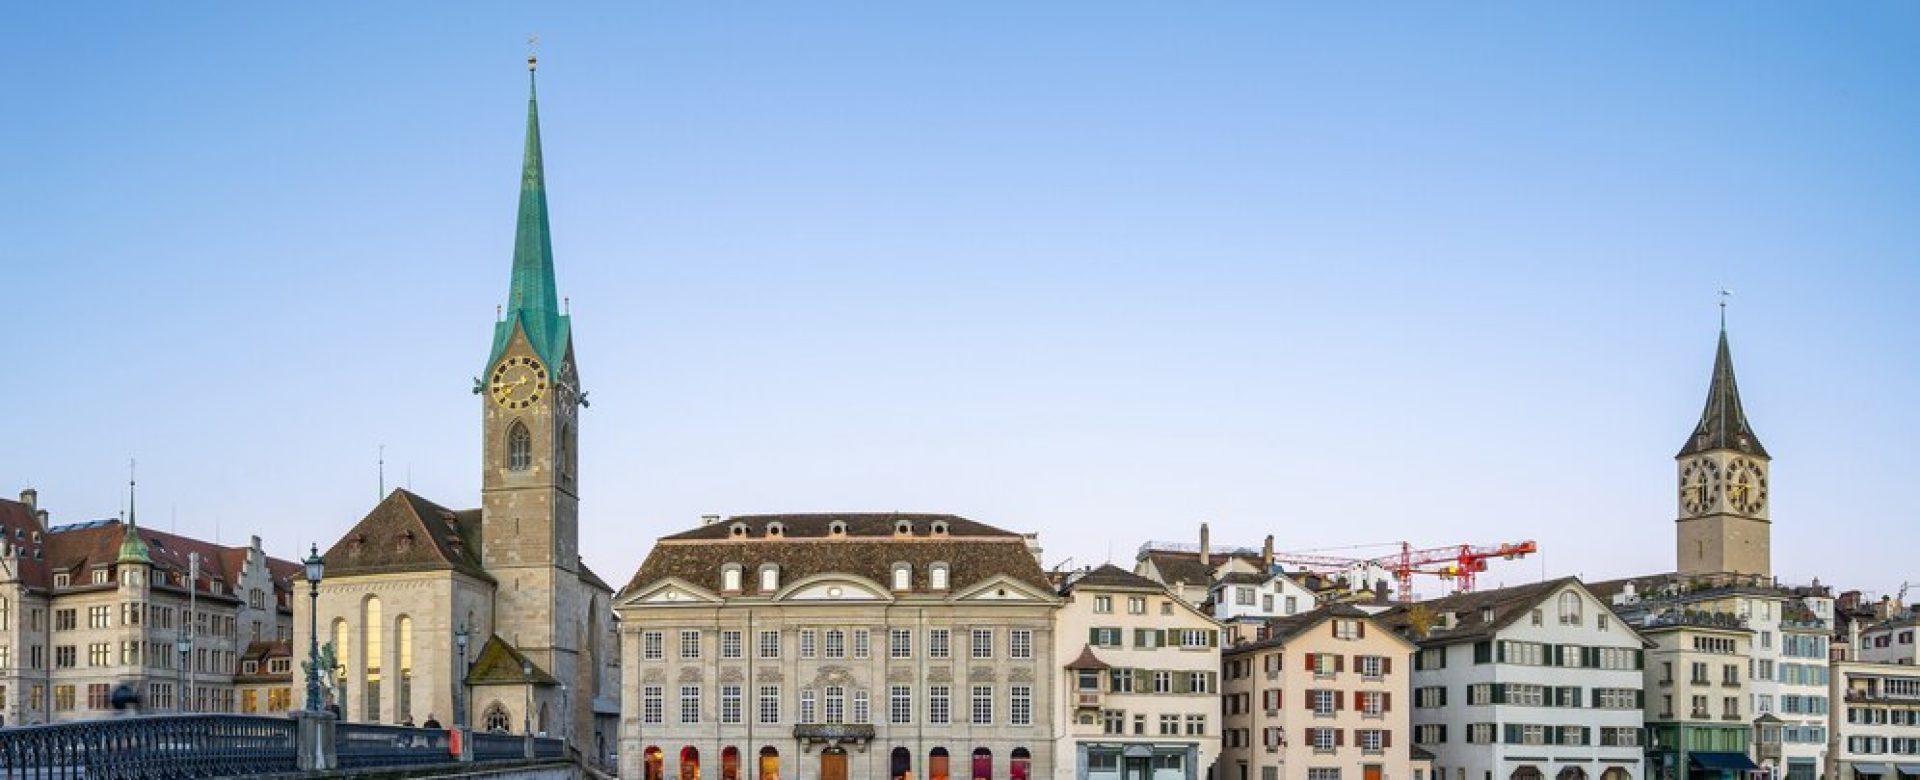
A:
1674 322 1771 577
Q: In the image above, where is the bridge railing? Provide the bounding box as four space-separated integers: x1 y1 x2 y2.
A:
334 721 456 769
0 713 298 779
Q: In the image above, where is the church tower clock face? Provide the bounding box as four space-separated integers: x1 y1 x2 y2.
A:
1726 458 1768 514
490 355 549 409
1680 457 1721 515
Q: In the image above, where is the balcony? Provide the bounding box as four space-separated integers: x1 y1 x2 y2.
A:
1722 680 1742 688
1074 691 1103 709
1691 710 1711 720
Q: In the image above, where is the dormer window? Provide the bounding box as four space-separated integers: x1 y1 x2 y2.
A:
91 568 109 585
894 520 913 536
730 522 749 539
1480 608 1494 624
828 521 847 537
759 564 781 592
929 562 950 591
722 564 744 593
766 522 786 538
930 520 949 537
53 573 69 588
891 563 912 591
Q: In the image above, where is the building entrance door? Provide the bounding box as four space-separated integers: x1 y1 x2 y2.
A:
822 748 849 780
1364 766 1382 780
1124 757 1151 780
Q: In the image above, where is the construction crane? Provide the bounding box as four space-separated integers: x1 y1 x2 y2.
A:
1272 539 1539 603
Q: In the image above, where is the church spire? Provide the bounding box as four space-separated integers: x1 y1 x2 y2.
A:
1677 323 1768 459
118 460 150 565
487 54 571 371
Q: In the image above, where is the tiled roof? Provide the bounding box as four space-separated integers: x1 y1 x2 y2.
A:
621 514 1049 600
1065 645 1111 670
466 635 557 686
660 513 1018 542
1066 564 1167 594
1375 577 1581 646
323 490 489 582
1221 603 1395 655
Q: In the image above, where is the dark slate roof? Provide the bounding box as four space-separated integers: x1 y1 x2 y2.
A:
234 640 293 684
1677 328 1768 458
578 561 613 593
466 635 558 686
1222 603 1391 655
660 513 1018 542
1213 571 1271 588
324 490 490 581
620 514 1049 600
1066 564 1167 594
1139 550 1245 587
1375 577 1582 646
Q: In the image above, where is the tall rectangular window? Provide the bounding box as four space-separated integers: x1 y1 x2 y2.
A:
643 685 663 724
971 628 994 659
1010 685 1032 726
801 690 818 724
801 630 819 659
971 685 993 725
680 630 701 659
722 685 742 724
642 631 663 661
929 629 951 659
824 630 844 659
929 685 951 725
853 629 870 659
890 685 912 724
680 685 702 724
759 631 781 659
758 686 780 724
890 629 913 658
1009 629 1033 659
721 630 743 659
853 689 870 723
825 686 845 724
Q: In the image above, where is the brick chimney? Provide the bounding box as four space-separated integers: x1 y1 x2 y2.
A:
1199 523 1211 567
18 489 35 512
1262 535 1275 571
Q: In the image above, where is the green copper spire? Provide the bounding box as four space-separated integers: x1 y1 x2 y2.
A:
117 463 150 566
488 55 572 371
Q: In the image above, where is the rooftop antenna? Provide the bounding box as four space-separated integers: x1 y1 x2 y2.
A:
496 304 503 322
379 444 386 498
564 296 570 315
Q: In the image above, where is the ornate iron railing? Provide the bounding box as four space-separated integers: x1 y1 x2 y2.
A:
0 713 297 779
334 721 455 769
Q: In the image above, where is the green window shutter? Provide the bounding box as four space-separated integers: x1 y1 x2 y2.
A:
1491 683 1506 704
1090 628 1101 645
1636 690 1645 708
1208 630 1218 647
1174 673 1190 694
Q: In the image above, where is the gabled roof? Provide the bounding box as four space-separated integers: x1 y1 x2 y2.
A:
1223 603 1415 655
622 513 1049 601
1066 564 1166 594
1677 327 1767 458
1375 577 1584 646
323 490 489 582
466 635 558 686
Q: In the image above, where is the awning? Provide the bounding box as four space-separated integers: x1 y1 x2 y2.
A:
1852 764 1891 777
1691 753 1761 772
1892 765 1920 777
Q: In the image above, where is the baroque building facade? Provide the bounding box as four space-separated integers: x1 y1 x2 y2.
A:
0 488 297 724
296 57 620 759
615 514 1059 780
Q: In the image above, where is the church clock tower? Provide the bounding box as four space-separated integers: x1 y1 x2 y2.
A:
480 55 583 657
1675 322 1770 577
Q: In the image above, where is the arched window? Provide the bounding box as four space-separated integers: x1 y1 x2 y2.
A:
1558 592 1583 626
722 565 743 593
363 597 383 721
759 565 780 593
892 564 912 592
507 422 533 472
330 618 351 691
484 702 513 733
1010 749 1031 780
828 521 847 536
644 746 665 780
680 746 701 780
722 746 742 780
396 615 414 723
891 747 912 780
971 748 992 780
929 563 950 591
758 747 780 780
929 748 950 780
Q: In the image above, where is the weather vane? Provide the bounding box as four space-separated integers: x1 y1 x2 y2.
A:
528 34 539 71
1718 288 1733 328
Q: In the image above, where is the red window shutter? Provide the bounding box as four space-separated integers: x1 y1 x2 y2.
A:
1353 691 1364 710
1382 657 1392 675
1336 728 1346 747
1335 654 1346 672
1357 621 1367 638
1383 730 1393 748
1305 652 1316 671
1304 689 1313 708
1383 692 1393 712
1336 691 1346 711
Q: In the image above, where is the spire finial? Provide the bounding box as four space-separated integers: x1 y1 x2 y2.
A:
1718 288 1732 331
126 458 137 528
528 34 539 71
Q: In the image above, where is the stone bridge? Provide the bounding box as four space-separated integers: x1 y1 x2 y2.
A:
0 713 611 779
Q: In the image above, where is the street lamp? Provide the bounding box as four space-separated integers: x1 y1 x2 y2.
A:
453 620 471 729
521 660 533 736
303 544 326 712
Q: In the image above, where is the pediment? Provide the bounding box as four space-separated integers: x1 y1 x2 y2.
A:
776 574 891 602
618 577 722 607
951 575 1055 603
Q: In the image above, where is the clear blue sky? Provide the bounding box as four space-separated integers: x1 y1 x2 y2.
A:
4 4 1916 598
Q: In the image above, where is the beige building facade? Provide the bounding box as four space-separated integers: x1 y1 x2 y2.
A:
1053 565 1221 780
616 514 1059 780
1220 606 1416 780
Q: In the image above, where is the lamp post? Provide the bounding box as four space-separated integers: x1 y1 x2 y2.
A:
303 544 326 712
521 660 533 735
453 621 472 729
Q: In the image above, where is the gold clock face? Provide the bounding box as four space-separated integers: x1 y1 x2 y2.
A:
1725 458 1768 515
489 356 548 409
1680 458 1721 515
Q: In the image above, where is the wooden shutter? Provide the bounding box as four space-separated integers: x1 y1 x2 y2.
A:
1305 652 1316 671
1382 692 1392 712
1382 656 1392 675
1353 691 1364 710
1304 690 1313 708
1336 690 1346 711
1089 628 1100 645
1335 728 1345 747
1335 654 1345 672
1383 730 1392 748
1356 620 1366 638
1439 686 1447 706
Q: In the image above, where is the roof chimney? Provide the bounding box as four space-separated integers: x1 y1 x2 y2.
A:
18 489 35 512
1262 535 1275 570
1199 523 1211 567
34 509 48 528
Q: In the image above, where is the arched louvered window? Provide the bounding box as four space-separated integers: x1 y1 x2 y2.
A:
507 422 533 472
